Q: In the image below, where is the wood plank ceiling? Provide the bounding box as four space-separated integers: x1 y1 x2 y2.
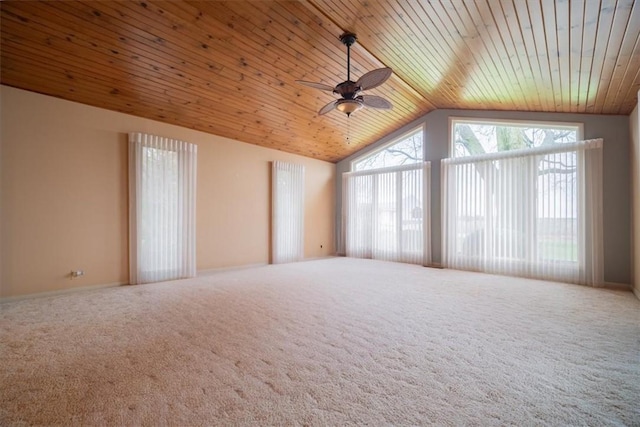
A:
2 0 639 163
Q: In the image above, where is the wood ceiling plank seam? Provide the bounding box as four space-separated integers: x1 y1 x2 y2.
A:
498 0 549 112
463 0 531 111
553 0 571 113
74 1 352 120
604 1 640 114
592 0 634 113
568 0 586 113
304 0 436 109
512 0 553 112
539 0 562 112
524 1 555 112
576 0 602 113
454 2 520 110
584 1 617 113
422 3 500 109
365 0 464 106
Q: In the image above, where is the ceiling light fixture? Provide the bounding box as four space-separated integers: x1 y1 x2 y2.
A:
335 99 363 116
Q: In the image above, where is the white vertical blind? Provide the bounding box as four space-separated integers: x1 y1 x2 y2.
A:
343 162 431 265
128 132 197 284
272 161 305 264
442 139 603 285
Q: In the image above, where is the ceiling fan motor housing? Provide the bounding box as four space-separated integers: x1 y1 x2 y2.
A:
334 81 360 99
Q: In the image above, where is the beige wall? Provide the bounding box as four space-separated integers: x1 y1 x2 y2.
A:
631 92 640 299
1 86 335 298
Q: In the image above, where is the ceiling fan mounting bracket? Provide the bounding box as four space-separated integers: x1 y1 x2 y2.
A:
339 32 357 47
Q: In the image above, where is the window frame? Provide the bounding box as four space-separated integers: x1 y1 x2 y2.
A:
448 117 584 158
350 125 425 172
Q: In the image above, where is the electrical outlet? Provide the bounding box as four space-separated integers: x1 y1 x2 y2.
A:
70 270 85 279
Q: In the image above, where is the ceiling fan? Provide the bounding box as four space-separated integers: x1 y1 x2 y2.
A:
297 33 393 117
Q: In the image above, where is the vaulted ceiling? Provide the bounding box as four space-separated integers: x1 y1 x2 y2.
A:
2 1 639 162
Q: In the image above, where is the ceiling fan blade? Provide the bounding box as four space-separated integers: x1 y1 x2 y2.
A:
318 100 338 115
361 95 393 110
296 80 335 92
356 67 393 91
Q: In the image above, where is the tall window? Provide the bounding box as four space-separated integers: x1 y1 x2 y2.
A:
352 127 423 171
272 161 305 264
128 132 197 284
345 127 430 265
344 163 431 265
442 120 602 286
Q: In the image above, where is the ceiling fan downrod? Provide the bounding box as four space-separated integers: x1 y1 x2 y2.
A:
340 32 357 82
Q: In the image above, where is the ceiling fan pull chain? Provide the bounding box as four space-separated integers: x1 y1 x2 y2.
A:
347 114 351 144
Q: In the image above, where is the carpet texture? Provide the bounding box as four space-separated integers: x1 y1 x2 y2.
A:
1 258 639 426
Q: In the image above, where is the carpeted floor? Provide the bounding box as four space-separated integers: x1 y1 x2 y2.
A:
1 258 639 426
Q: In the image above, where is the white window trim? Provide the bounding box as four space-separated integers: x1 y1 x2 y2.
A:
448 117 584 158
350 125 425 172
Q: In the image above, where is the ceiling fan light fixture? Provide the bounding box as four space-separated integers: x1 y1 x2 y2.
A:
335 99 362 115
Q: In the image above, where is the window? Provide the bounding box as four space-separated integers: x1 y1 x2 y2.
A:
352 127 423 171
128 132 197 284
442 123 603 286
450 118 582 158
343 163 431 266
272 161 305 264
345 127 430 266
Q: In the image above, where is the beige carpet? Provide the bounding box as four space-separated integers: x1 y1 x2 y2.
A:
1 258 639 426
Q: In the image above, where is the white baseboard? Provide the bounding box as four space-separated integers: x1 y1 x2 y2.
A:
0 281 127 303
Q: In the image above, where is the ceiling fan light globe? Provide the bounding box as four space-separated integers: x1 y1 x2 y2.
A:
335 99 362 115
